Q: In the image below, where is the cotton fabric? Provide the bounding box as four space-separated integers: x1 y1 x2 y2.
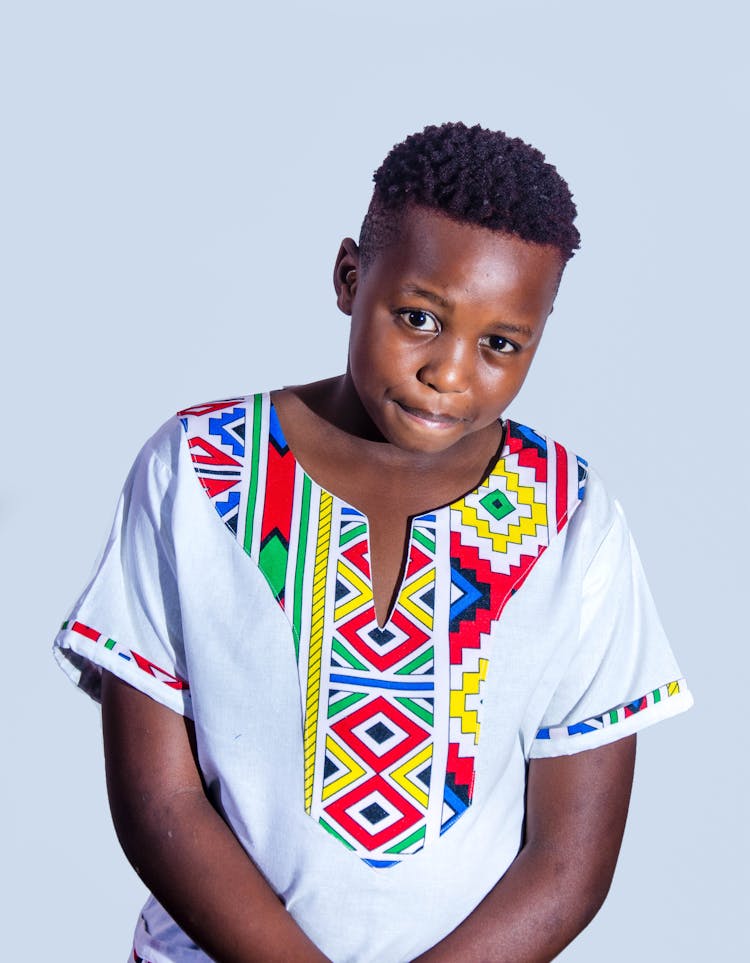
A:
54 394 692 963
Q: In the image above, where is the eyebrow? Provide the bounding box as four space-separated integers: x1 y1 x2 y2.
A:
400 285 453 309
491 322 535 339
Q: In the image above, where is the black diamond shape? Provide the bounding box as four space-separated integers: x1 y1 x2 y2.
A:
368 626 396 646
366 721 394 744
323 755 338 780
335 579 349 602
360 802 389 825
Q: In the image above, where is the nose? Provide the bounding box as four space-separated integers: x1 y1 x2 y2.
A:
416 336 473 393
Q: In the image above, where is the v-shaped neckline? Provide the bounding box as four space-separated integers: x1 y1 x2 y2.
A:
268 392 510 629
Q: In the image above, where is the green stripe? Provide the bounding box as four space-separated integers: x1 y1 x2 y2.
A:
396 696 433 726
243 394 264 553
385 824 426 854
395 647 434 675
61 621 68 630
609 709 619 724
292 474 312 658
653 688 661 703
339 523 367 546
319 817 354 849
412 528 436 552
104 638 116 651
328 691 367 717
332 638 368 670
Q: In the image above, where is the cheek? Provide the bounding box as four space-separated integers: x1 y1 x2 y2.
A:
478 359 533 407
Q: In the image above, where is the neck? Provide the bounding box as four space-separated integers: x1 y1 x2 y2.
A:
285 374 504 481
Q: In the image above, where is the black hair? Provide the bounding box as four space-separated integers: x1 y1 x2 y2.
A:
358 122 580 269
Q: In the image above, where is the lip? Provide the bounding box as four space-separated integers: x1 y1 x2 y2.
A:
395 400 466 427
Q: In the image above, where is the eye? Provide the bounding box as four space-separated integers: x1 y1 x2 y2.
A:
483 334 517 354
398 309 440 333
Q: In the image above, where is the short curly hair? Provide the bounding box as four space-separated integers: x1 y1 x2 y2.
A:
358 122 580 270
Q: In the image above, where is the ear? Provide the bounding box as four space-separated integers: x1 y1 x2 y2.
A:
333 238 360 315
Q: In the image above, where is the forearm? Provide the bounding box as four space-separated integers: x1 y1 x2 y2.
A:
415 738 636 963
412 836 606 963
101 671 329 963
111 785 329 963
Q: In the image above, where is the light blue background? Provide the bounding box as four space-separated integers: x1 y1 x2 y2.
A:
3 1 747 958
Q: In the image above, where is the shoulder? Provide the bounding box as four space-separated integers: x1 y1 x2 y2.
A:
122 394 260 507
176 395 256 444
505 418 623 561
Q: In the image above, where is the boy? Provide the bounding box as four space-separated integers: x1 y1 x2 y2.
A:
54 122 692 962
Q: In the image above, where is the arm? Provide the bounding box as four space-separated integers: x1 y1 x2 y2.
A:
414 736 637 963
101 671 330 963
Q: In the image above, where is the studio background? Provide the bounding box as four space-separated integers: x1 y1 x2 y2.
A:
3 1 746 959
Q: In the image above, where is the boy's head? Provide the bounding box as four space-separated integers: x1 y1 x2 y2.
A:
358 122 580 273
332 122 579 455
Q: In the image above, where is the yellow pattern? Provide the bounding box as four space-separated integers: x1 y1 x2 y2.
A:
321 735 367 801
667 680 681 697
449 658 488 744
455 463 547 554
304 491 332 813
334 557 373 620
397 568 435 630
390 744 433 808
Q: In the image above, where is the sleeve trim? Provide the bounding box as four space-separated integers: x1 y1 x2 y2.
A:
530 678 692 757
54 621 192 718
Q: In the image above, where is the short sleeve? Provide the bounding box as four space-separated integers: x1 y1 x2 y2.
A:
53 419 192 717
529 497 692 758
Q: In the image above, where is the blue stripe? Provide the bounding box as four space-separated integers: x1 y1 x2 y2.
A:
515 423 548 451
268 405 288 448
329 673 434 691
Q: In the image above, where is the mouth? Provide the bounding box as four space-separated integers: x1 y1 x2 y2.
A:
394 400 466 427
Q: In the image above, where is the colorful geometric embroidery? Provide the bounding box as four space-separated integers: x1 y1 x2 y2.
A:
536 679 687 740
443 423 576 828
177 398 246 537
61 620 189 690
179 394 586 866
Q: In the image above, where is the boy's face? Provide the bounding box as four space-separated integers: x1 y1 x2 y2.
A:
335 205 563 456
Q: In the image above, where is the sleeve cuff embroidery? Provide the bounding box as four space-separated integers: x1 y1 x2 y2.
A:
61 620 189 691
536 678 688 741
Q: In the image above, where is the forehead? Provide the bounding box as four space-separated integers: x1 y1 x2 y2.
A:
368 206 563 316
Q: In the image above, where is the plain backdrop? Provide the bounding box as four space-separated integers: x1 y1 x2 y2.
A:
3 1 747 959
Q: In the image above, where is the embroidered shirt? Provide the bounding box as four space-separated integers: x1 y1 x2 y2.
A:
54 393 692 963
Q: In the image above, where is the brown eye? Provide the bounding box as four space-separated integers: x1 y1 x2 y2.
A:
399 309 439 332
484 335 515 354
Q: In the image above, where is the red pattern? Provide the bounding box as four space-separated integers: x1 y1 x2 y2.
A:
261 439 296 545
325 774 422 849
338 606 429 672
555 441 568 532
331 695 429 772
68 621 189 690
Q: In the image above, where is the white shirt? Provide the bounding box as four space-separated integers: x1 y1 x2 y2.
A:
54 393 692 963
